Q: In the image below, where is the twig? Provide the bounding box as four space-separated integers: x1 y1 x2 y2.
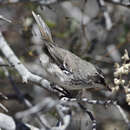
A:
115 104 129 124
80 0 91 53
0 0 63 5
1 0 130 8
67 97 117 105
97 0 113 30
15 98 58 119
0 15 12 23
78 103 96 130
105 0 130 7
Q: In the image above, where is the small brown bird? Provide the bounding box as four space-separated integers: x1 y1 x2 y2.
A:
32 11 110 91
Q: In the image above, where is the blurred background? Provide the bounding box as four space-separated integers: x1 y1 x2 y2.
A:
0 0 130 130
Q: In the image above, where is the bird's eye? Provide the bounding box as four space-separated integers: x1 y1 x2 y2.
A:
63 70 72 75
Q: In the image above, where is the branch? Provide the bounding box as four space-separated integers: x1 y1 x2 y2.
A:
0 113 16 130
115 104 129 124
98 0 113 30
0 15 12 23
15 98 58 119
0 32 53 91
0 0 65 5
105 0 130 7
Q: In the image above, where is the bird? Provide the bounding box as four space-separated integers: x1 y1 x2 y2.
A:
32 11 111 91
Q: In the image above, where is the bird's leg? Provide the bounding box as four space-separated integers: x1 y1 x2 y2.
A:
50 83 73 98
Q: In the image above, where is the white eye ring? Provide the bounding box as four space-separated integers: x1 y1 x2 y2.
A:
63 70 71 75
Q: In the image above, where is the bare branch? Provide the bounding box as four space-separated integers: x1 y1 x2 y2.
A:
105 0 130 7
0 15 12 23
98 0 113 30
115 104 129 124
0 32 53 91
0 113 16 130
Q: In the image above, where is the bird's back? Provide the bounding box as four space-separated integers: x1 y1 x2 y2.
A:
46 44 107 90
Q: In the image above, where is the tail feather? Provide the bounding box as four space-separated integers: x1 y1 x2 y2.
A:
32 11 53 43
